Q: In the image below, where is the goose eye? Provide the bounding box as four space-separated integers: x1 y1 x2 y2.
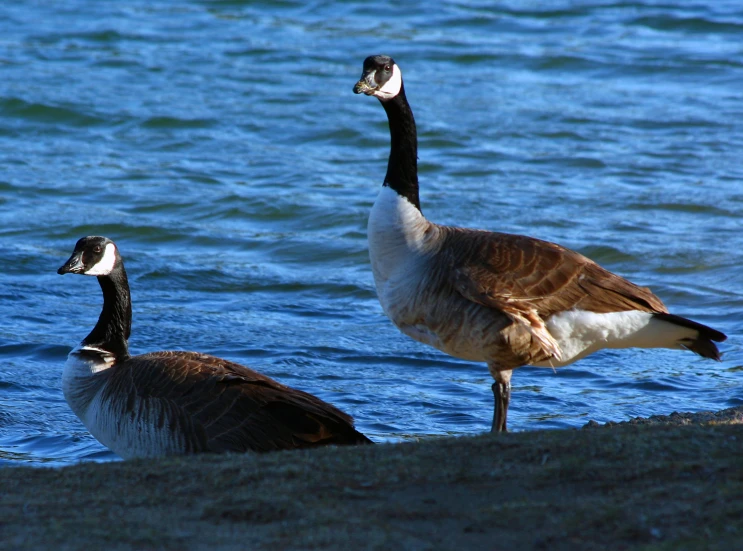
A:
93 246 102 253
384 64 392 72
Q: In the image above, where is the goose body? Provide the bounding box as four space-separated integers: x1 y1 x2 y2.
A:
58 237 372 459
354 55 727 432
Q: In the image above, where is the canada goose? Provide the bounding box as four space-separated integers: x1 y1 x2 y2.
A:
353 55 727 433
58 236 372 459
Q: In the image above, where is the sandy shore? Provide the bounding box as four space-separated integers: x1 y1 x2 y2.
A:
2 407 742 551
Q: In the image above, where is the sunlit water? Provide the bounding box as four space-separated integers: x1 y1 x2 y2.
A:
1 1 742 466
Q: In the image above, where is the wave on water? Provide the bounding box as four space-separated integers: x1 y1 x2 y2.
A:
0 0 741 466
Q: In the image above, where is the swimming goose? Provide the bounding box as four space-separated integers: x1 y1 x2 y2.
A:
353 55 727 433
58 236 372 458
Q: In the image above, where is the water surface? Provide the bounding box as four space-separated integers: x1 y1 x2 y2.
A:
1 0 741 466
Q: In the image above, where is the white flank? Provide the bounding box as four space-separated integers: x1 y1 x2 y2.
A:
84 242 117 276
531 309 698 368
374 64 403 100
84 391 185 460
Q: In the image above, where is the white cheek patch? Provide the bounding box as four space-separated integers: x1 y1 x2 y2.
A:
84 243 117 276
374 64 402 100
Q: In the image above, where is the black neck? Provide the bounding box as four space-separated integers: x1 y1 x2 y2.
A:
82 265 132 361
380 84 421 211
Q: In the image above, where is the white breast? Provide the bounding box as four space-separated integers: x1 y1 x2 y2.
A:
62 346 115 411
63 347 186 459
367 186 436 286
63 347 119 451
367 187 453 348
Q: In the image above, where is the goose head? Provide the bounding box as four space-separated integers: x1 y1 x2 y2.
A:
353 55 403 101
58 236 120 276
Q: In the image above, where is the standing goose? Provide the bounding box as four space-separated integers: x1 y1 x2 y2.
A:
353 55 727 433
58 236 372 459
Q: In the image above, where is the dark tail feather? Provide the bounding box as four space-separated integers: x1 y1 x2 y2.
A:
654 313 727 342
335 430 374 446
653 313 727 361
263 402 374 448
307 426 373 447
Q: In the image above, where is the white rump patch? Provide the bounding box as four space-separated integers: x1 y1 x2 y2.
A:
84 243 117 276
531 309 699 368
374 64 402 100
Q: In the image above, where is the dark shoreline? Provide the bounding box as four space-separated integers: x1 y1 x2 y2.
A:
2 407 742 550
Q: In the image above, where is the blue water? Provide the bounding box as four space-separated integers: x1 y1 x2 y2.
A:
1 1 742 466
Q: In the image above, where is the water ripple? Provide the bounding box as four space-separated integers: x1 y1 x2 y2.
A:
0 0 741 466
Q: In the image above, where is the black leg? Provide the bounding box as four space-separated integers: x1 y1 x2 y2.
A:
491 381 511 433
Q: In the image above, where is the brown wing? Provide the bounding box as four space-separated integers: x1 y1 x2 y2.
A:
439 227 668 359
117 351 371 453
